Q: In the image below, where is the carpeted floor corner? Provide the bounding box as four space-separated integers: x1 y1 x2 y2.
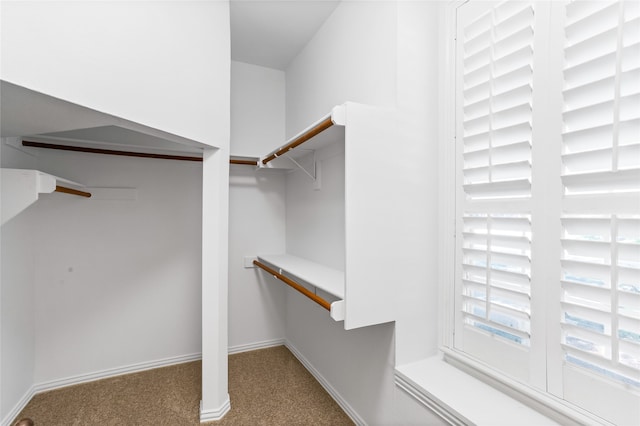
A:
14 345 353 426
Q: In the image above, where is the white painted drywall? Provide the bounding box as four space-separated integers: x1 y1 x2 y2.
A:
285 143 345 272
283 2 399 424
228 168 286 350
394 0 440 365
285 0 396 137
228 60 286 351
201 145 231 420
30 149 202 384
231 61 286 157
287 295 397 423
0 142 37 420
0 1 229 146
1 1 230 419
282 1 441 423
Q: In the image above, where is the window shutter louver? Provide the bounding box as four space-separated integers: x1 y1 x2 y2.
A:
458 1 535 353
560 0 640 390
461 2 534 201
560 215 640 387
561 0 640 197
462 214 532 346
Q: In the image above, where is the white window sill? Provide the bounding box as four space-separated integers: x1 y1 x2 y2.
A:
395 355 560 426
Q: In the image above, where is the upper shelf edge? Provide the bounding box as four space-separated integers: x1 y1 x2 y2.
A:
259 104 347 167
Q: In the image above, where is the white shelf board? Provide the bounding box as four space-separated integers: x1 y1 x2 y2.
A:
1 168 86 225
257 254 345 300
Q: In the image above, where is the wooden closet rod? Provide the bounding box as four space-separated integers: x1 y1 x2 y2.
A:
24 141 262 166
55 185 92 198
22 141 203 162
262 117 334 165
253 260 331 311
230 158 259 166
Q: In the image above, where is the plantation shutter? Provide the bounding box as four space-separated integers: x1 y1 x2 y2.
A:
558 1 640 423
453 1 639 423
455 0 536 380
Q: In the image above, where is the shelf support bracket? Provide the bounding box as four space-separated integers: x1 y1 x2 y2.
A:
283 149 316 181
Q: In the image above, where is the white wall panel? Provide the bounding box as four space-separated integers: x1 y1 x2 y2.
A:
231 61 286 157
285 289 396 425
229 61 287 350
0 1 229 146
228 168 286 349
31 150 202 383
283 2 398 424
0 143 37 419
394 0 440 365
285 1 397 137
285 143 345 272
1 1 230 419
283 1 441 423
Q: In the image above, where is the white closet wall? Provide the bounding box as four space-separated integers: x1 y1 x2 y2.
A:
1 1 230 422
0 1 228 144
31 149 203 384
229 61 286 350
283 2 399 424
285 1 397 135
281 1 441 424
0 144 37 419
393 1 442 422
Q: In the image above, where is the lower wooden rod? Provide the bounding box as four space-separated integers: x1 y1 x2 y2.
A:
253 260 331 311
55 185 92 198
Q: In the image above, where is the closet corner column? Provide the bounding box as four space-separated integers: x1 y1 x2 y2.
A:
200 147 231 422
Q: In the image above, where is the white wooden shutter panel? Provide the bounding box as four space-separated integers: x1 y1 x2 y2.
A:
462 2 534 201
560 215 640 387
462 214 532 345
561 0 640 196
560 0 640 391
459 1 534 353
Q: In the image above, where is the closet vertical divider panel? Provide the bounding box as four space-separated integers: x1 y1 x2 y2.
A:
344 103 397 330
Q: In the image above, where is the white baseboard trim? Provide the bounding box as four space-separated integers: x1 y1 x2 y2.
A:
200 396 231 422
3 340 359 426
33 352 202 394
1 352 202 426
228 338 285 355
285 341 366 426
1 385 36 426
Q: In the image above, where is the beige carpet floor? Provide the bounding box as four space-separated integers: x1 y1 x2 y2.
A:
14 345 353 426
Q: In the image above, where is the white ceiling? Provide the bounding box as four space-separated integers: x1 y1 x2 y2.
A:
230 0 340 70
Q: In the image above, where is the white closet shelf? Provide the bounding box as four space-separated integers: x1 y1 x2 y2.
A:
257 104 347 170
256 254 346 321
257 254 344 299
1 168 90 225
